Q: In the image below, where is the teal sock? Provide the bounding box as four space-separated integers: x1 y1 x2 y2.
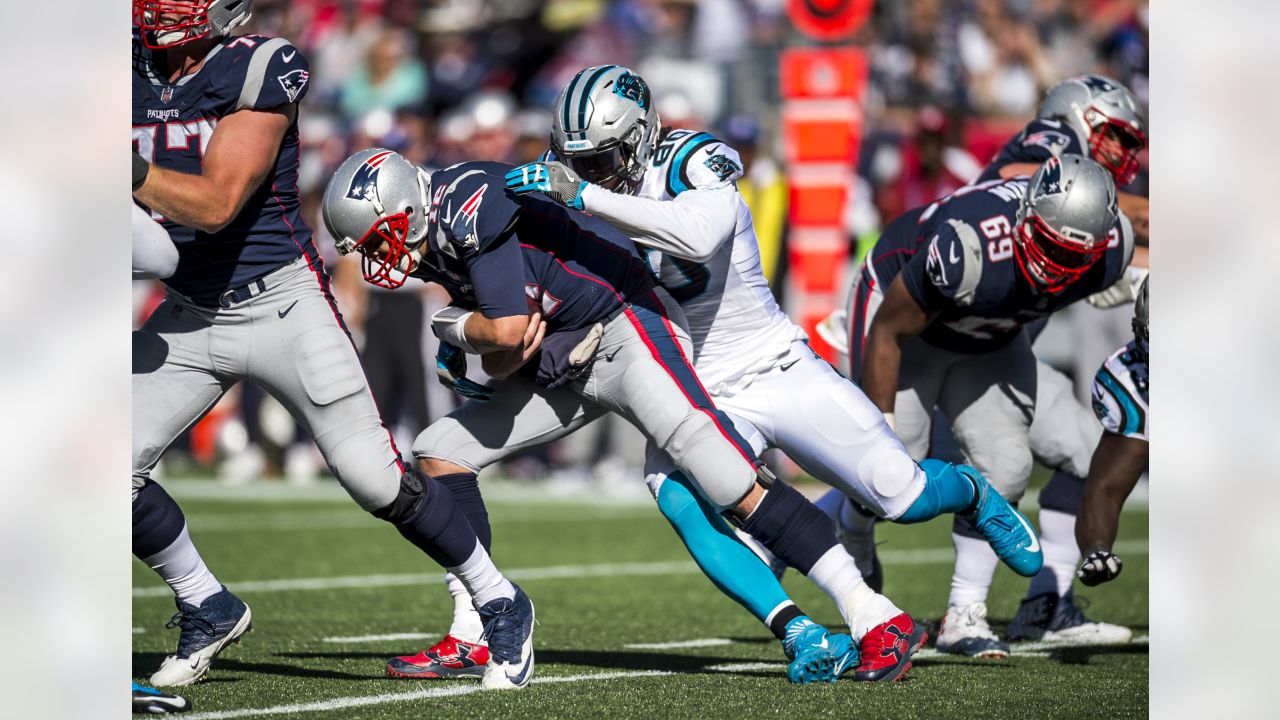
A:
656 472 792 625
896 459 979 524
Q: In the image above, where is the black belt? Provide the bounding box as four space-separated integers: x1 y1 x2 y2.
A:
216 277 269 309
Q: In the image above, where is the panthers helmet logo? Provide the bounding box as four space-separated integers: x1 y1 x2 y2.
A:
703 153 742 182
612 72 651 110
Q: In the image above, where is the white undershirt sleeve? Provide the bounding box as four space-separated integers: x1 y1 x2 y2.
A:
580 183 738 262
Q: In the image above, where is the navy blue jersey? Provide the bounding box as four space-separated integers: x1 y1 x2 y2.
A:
868 178 1134 353
411 161 657 386
132 34 315 305
976 118 1089 183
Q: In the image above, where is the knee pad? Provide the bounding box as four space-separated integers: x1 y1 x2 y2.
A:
975 435 1033 503
857 441 925 517
659 411 755 509
1039 470 1085 514
412 419 484 472
132 480 186 559
372 467 429 524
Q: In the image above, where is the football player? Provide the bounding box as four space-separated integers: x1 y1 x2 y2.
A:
824 74 1148 652
492 65 1042 681
848 156 1134 657
131 0 531 691
1077 277 1149 587
320 148 918 684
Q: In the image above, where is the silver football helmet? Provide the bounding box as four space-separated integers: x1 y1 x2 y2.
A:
322 148 432 289
1133 275 1148 358
1014 155 1119 293
1038 74 1148 185
133 0 254 49
551 65 660 195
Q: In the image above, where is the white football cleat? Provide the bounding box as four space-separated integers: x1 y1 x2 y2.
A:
477 586 536 690
1006 592 1133 644
935 602 1009 658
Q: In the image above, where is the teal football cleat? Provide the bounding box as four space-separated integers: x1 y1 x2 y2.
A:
131 682 191 714
958 465 1043 577
782 616 859 684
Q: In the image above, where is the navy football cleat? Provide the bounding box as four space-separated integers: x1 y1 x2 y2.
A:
478 585 536 690
150 587 252 687
783 616 859 684
958 465 1043 577
131 682 191 714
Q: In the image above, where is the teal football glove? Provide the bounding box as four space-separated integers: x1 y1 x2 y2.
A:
504 161 587 210
436 342 495 401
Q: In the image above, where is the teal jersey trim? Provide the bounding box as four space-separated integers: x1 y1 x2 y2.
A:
665 132 719 197
1096 366 1144 436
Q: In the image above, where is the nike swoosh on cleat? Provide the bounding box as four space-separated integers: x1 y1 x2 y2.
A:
507 658 533 686
1014 511 1040 552
816 636 829 649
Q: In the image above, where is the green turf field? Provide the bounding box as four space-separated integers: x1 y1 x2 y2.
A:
133 478 1148 719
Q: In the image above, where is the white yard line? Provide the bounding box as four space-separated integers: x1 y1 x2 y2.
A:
624 638 733 650
321 632 437 644
182 670 673 720
134 542 1149 598
133 627 145 634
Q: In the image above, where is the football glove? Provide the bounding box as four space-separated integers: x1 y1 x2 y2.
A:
504 161 587 210
133 150 150 191
436 342 494 401
1077 549 1123 586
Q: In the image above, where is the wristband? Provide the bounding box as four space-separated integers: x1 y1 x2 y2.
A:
430 306 478 354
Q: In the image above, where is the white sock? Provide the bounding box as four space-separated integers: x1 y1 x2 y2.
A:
141 523 222 607
806 545 901 638
1026 509 1081 598
948 533 1000 608
444 572 485 643
448 540 516 609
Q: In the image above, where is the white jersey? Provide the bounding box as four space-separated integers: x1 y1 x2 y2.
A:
1091 340 1149 441
580 129 805 396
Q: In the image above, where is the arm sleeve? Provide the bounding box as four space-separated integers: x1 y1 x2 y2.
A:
465 232 529 319
579 183 738 262
235 39 310 111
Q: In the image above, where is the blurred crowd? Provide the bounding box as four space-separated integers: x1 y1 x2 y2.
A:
134 0 1149 486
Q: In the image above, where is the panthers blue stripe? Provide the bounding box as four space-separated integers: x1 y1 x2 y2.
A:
1097 367 1143 436
577 65 618 135
665 132 716 197
561 69 586 134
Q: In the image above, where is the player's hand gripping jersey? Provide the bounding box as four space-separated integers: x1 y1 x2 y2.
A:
1091 340 1149 441
859 177 1134 357
131 33 314 304
576 130 806 396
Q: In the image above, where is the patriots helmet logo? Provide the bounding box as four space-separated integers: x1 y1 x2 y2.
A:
1035 156 1065 198
613 72 651 110
278 69 310 103
346 150 395 204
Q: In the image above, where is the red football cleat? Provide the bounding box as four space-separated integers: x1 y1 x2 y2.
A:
853 613 927 682
386 635 490 679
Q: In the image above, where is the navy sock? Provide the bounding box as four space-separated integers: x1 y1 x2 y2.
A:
392 474 485 569
1039 470 1085 514
436 472 491 551
132 480 186 559
737 482 838 576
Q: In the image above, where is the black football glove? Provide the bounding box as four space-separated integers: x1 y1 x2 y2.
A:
1077 549 1123 586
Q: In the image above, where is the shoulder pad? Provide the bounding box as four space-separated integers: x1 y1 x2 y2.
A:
1019 118 1086 158
230 36 310 111
663 132 743 197
430 170 519 258
923 220 984 306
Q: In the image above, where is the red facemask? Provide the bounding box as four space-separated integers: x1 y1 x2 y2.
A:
1087 113 1146 186
1013 213 1109 294
134 0 216 49
354 213 415 290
